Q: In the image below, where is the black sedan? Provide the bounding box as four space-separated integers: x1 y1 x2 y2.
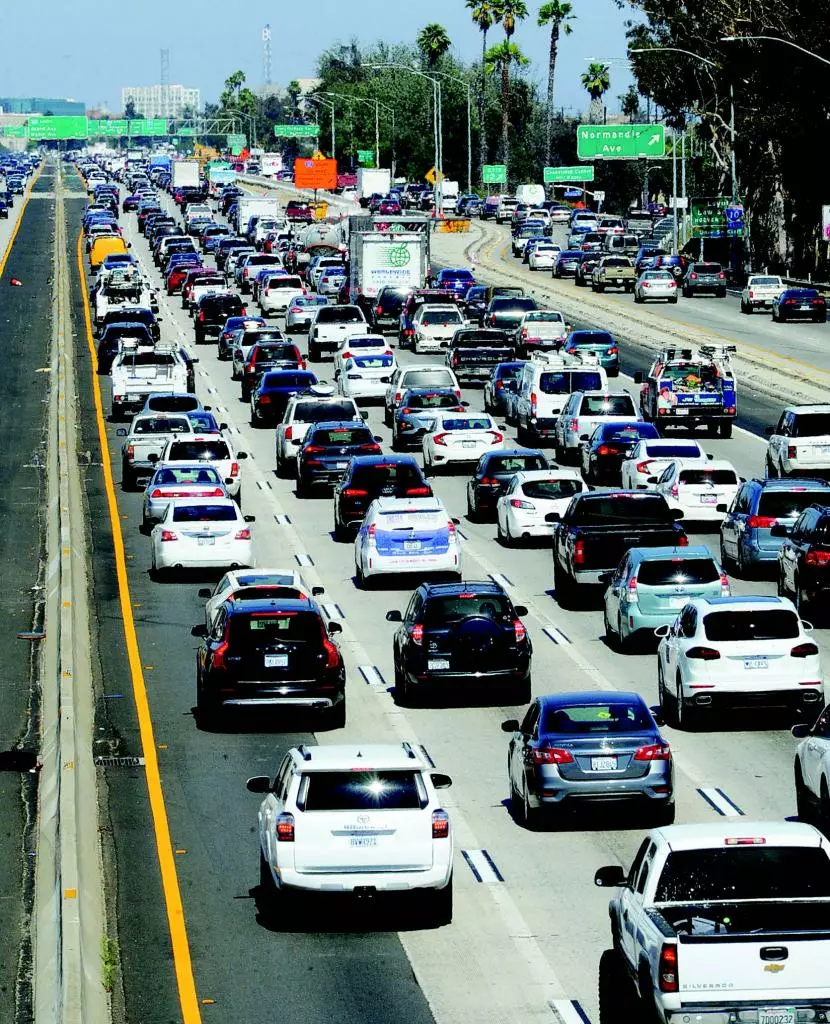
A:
249 370 318 427
296 421 382 496
772 288 827 324
466 448 548 521
333 455 432 539
580 422 660 484
386 581 531 706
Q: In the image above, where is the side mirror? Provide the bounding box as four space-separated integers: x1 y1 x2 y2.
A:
225 477 234 485
647 476 658 484
327 621 343 635
792 723 811 739
654 624 671 638
190 624 207 637
649 705 666 727
312 585 325 596
462 401 470 407
244 514 256 523
716 503 728 513
361 411 369 420
237 451 248 460
430 772 452 790
770 523 790 537
544 511 561 523
513 605 528 617
451 517 461 526
673 510 685 520
197 588 212 599
579 434 590 442
116 427 128 437
373 435 383 443
246 776 272 794
148 453 159 463
594 865 626 888
501 718 520 733
385 610 403 622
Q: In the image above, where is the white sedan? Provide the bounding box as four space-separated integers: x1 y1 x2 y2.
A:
422 413 504 475
528 243 562 271
634 270 678 303
657 595 823 728
496 470 586 546
412 305 466 354
150 499 256 575
337 353 398 401
333 334 391 377
620 438 708 490
653 458 740 523
200 568 322 629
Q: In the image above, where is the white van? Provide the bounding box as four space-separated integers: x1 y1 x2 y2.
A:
515 184 546 207
514 354 607 446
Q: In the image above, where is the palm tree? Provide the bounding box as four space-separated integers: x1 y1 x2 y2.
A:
492 0 529 39
619 85 640 123
485 40 529 170
581 61 610 124
538 0 576 163
466 0 497 178
417 23 451 68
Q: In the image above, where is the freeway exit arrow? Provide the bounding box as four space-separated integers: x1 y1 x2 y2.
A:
648 133 661 146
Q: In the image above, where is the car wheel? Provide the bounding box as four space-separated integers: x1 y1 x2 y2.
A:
603 609 618 648
719 538 736 576
333 516 350 542
249 406 258 427
633 293 643 303
675 676 696 731
651 801 676 827
657 665 675 726
323 700 346 730
508 769 524 821
514 676 531 706
598 948 637 1024
521 778 541 830
741 300 750 314
795 762 813 823
466 496 478 522
719 422 733 438
426 878 453 927
766 456 779 479
682 287 691 298
821 779 830 834
669 295 678 303
617 613 634 653
554 563 579 610
121 460 136 492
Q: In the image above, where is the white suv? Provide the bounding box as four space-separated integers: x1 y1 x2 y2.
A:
274 385 363 477
766 405 830 478
247 743 454 923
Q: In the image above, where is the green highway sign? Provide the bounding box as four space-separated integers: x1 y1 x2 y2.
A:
544 165 595 183
178 126 197 136
227 133 247 150
273 123 319 138
482 164 507 184
690 196 744 239
128 119 167 136
577 123 665 160
99 120 129 137
357 149 374 165
1 125 28 138
28 116 89 140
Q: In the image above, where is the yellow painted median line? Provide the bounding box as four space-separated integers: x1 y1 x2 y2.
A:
75 229 202 1024
0 162 44 281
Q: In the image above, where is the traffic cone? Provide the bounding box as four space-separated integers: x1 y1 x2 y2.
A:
10 278 22 287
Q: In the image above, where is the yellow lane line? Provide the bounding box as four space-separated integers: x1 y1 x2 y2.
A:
74 229 202 1024
0 162 44 280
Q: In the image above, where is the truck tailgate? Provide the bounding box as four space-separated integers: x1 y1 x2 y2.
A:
579 527 680 569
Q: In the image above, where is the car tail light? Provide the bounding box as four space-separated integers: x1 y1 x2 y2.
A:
234 527 252 541
447 520 456 539
366 523 376 544
720 571 730 596
198 311 205 321
718 273 725 279
747 515 776 529
432 809 450 838
642 282 650 288
343 488 369 497
321 635 340 669
597 444 614 456
658 945 679 993
569 417 579 433
678 533 689 546
126 444 135 459
402 328 414 337
409 623 423 645
433 433 448 446
670 482 679 499
230 461 240 477
211 639 229 670
634 743 672 762
405 486 431 496
510 498 534 509
787 445 797 460
636 460 652 474
791 642 819 658
276 812 295 842
749 290 755 299
241 307 247 314
686 646 721 660
690 272 698 280
813 298 824 306
160 530 178 542
489 431 504 444
375 305 383 315
284 426 293 440
785 298 796 305
626 575 638 600
806 549 830 566
495 381 504 391
532 746 574 765
394 391 403 404
513 619 527 643
607 346 618 355
573 540 585 566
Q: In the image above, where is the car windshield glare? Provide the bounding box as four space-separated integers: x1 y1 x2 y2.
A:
230 611 320 644
638 559 719 586
758 489 830 518
171 504 237 522
310 428 372 446
572 495 671 525
541 702 650 734
441 417 491 431
301 770 425 811
423 594 511 625
703 609 800 642
155 466 221 485
405 371 454 388
169 442 231 461
489 456 547 474
678 469 738 485
581 396 635 415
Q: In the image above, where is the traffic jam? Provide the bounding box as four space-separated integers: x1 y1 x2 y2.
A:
78 148 830 1024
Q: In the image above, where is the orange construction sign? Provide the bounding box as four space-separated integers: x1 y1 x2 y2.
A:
294 157 337 191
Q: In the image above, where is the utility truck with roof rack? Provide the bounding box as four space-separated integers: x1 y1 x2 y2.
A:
595 820 830 1024
110 341 191 421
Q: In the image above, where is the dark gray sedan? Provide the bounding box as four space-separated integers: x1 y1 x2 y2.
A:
503 691 674 828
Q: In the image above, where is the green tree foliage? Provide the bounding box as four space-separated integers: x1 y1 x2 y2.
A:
417 23 452 67
538 0 576 161
580 62 610 123
124 100 137 120
619 85 641 122
466 1 498 180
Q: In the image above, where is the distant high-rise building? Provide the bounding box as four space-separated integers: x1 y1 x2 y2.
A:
120 85 201 119
0 97 85 116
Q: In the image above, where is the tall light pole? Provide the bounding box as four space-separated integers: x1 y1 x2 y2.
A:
721 35 830 68
322 92 382 168
375 100 397 179
428 69 472 193
305 96 335 158
223 108 257 149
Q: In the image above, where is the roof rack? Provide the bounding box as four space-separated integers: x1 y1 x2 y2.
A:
297 745 312 762
402 742 417 760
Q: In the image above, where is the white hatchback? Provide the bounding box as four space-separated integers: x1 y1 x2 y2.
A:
657 596 823 727
654 459 740 523
620 438 708 490
412 305 466 354
496 470 586 546
422 413 504 474
354 497 462 586
247 743 454 924
150 499 255 575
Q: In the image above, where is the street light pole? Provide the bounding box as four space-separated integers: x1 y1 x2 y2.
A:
671 130 678 254
721 34 830 68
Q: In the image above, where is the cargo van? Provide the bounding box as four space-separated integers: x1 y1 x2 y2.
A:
90 236 129 270
515 184 546 207
514 353 607 445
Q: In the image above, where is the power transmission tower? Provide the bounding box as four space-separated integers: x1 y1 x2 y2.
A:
262 25 272 86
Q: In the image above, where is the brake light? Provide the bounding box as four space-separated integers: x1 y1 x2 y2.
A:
678 533 689 546
634 743 671 761
432 809 450 838
405 487 431 496
234 528 252 541
198 311 205 322
230 461 240 477
285 426 293 440
573 540 585 565
375 305 383 315
321 634 340 669
805 549 830 566
658 944 679 993
642 282 650 288
510 498 534 509
569 417 579 432
690 272 697 280
670 482 679 499
513 619 527 643
597 444 614 456
366 523 376 544
489 431 504 444
532 746 574 765
747 515 776 529
394 391 402 404
160 530 178 542
276 812 295 842
636 460 652 474
718 272 725 279
530 392 538 416
686 646 721 660
787 445 797 460
626 575 638 600
791 642 819 658
447 520 456 538
343 488 369 497
433 433 447 446
720 572 730 596
410 623 423 645
126 444 135 459
211 639 228 670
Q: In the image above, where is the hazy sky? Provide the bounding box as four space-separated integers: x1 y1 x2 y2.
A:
1 0 635 115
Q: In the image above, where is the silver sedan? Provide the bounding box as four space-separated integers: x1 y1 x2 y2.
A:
142 463 230 530
633 270 678 304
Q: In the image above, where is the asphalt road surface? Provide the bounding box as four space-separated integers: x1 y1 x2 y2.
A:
73 179 829 1024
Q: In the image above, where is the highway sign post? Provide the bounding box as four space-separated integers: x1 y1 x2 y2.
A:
482 164 507 185
273 124 319 138
425 166 444 186
226 134 247 153
544 165 595 183
577 124 666 160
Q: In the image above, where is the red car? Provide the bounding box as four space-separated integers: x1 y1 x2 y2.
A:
379 199 402 215
166 260 203 295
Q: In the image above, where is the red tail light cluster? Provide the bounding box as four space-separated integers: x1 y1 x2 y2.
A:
513 619 527 643
532 746 574 765
633 743 671 762
791 643 819 658
805 550 830 566
276 812 295 842
686 646 720 660
573 540 586 565
658 945 679 992
409 623 424 645
432 809 450 838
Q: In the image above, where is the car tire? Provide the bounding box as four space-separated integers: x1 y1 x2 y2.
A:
766 456 779 479
355 562 373 590
795 762 813 823
323 700 346 730
719 422 733 439
514 677 531 705
682 287 691 298
121 460 136 492
719 538 736 576
669 296 678 304
657 665 676 727
308 343 319 362
426 878 453 928
554 562 578 610
598 948 637 1024
741 300 751 314
634 293 643 303
652 801 676 827
675 676 696 731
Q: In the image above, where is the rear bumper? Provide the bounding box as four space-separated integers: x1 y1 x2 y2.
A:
274 863 452 894
363 550 459 577
681 686 823 710
663 999 830 1024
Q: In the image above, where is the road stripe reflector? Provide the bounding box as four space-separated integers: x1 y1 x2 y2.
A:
698 787 744 817
294 552 314 567
256 480 266 491
321 603 344 621
456 527 468 540
358 665 386 688
217 406 228 414
207 387 217 395
461 849 503 884
550 999 592 1024
274 514 291 525
543 626 572 646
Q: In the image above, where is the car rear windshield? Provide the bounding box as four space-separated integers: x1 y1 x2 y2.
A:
146 396 199 412
539 371 603 394
268 277 303 289
602 258 631 267
350 463 423 488
168 441 231 461
580 395 636 416
403 371 455 388
421 309 462 325
263 372 315 388
126 353 176 367
637 558 719 586
379 287 411 302
695 263 722 273
571 333 614 347
751 277 782 286
202 296 243 315
442 417 491 431
793 414 830 437
703 609 800 642
187 412 219 432
645 444 702 458
654 848 830 903
156 466 221 485
310 427 372 446
757 489 830 518
679 469 738 485
171 504 236 522
540 701 650 734
522 478 582 500
454 331 508 347
317 307 363 323
295 401 357 422
423 593 511 625
353 355 393 369
230 611 321 645
133 417 190 435
488 455 547 474
492 298 537 311
571 494 672 525
254 344 298 361
404 392 458 409
301 770 425 811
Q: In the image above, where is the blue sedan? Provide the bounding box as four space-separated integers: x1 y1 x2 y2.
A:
771 288 827 324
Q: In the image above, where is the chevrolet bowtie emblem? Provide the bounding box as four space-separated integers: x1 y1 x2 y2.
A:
764 963 785 973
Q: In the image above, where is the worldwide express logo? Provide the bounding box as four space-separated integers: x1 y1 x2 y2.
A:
376 243 411 267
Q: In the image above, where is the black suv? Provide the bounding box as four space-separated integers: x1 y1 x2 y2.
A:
297 421 382 496
386 581 532 705
333 455 432 539
193 598 345 729
775 504 830 620
372 285 413 333
466 448 548 520
194 293 246 344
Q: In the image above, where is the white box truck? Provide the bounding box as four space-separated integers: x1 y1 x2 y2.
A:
235 196 282 235
357 168 392 200
172 160 200 189
349 229 429 299
260 154 283 179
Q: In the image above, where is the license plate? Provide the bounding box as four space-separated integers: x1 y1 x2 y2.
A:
700 494 718 504
759 1009 795 1024
335 462 348 469
197 536 214 546
673 408 689 416
404 540 421 552
669 597 687 607
350 836 377 847
744 657 769 670
265 654 288 668
461 441 478 448
428 658 450 670
591 756 617 772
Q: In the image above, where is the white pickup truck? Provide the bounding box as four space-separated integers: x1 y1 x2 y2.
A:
117 412 196 490
595 820 830 1024
741 275 785 313
307 305 368 362
110 343 190 421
